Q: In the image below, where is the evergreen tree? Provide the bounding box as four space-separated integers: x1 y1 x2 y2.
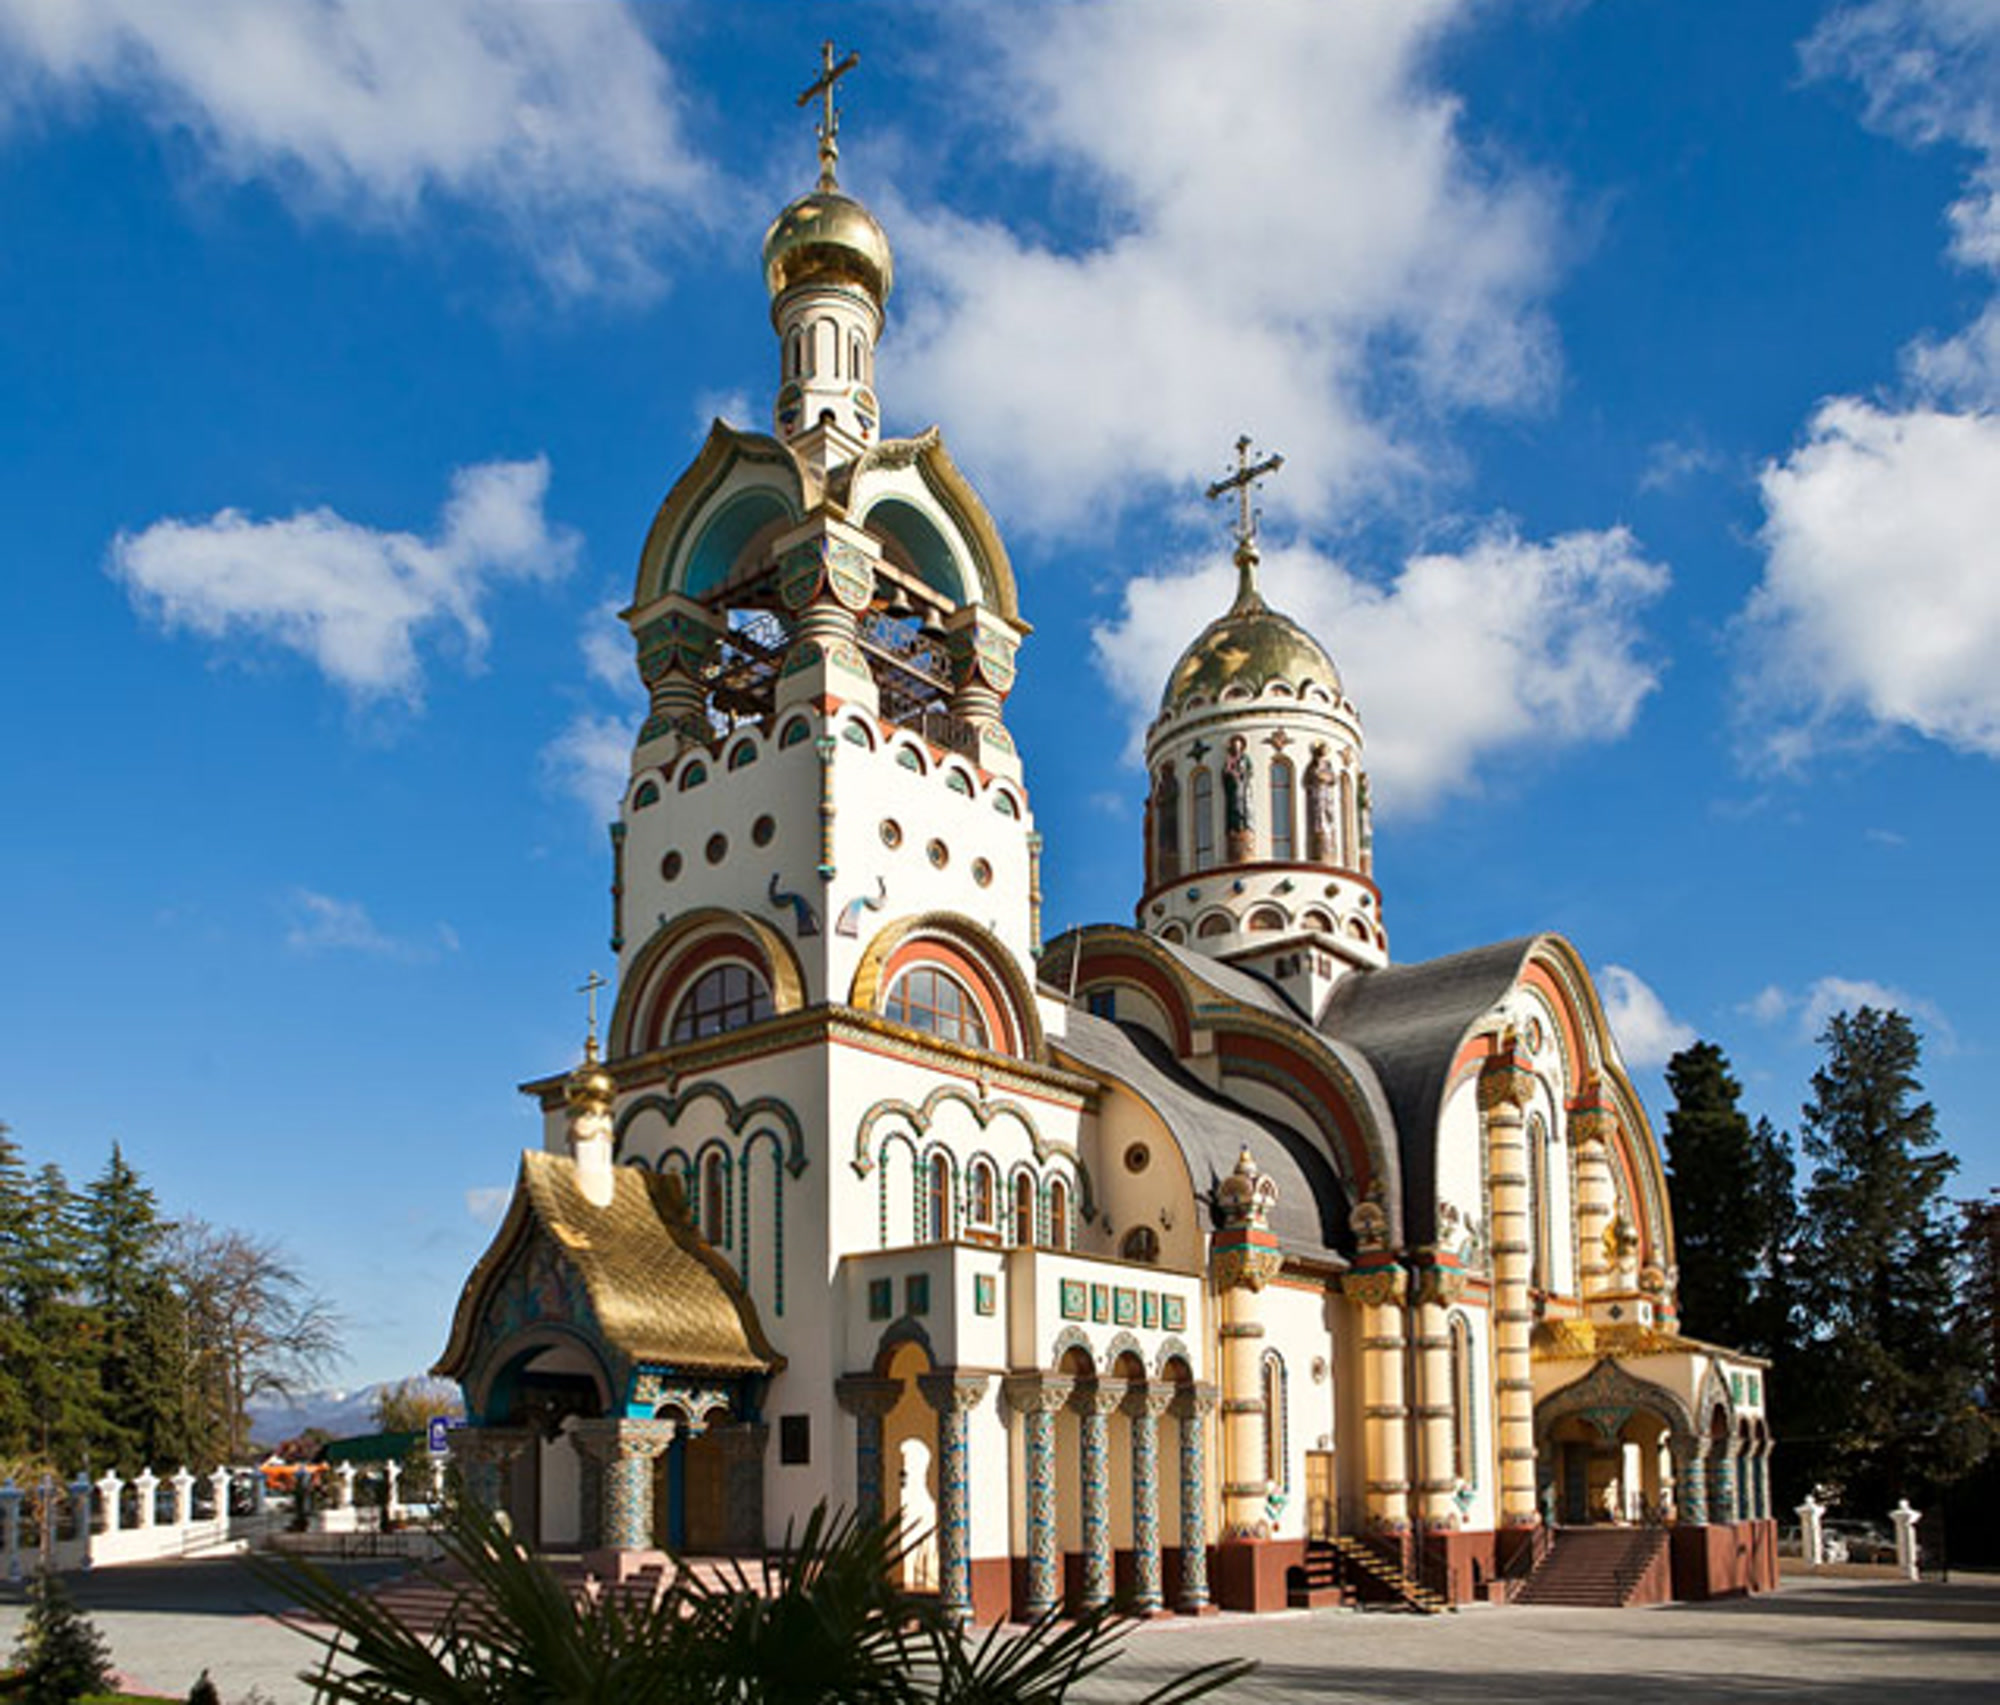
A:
1663 1042 1789 1354
79 1143 179 1467
15 1164 103 1470
1791 1007 1993 1507
1746 1114 1800 1365
0 1121 40 1455
11 1570 115 1705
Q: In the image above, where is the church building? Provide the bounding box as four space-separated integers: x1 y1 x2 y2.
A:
436 53 1777 1618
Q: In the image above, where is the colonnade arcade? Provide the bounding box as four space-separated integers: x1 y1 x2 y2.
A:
1532 1360 1773 1528
836 1331 1217 1623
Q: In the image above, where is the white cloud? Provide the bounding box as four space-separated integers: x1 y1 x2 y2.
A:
1741 973 1950 1044
889 1 1560 534
284 889 454 961
112 456 578 705
1599 965 1696 1071
1741 3 2000 762
0 0 713 294
1747 399 2000 759
579 600 637 697
1638 438 1722 494
464 1185 511 1228
1092 527 1667 813
541 712 634 822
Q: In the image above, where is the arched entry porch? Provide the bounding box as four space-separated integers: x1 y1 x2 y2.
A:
1534 1359 1697 1527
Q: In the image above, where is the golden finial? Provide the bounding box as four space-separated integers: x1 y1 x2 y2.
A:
1205 434 1284 609
577 969 608 1063
798 40 861 193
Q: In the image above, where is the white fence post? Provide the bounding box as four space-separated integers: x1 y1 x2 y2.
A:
1798 1495 1825 1566
1892 1500 1921 1581
96 1471 124 1537
134 1468 158 1530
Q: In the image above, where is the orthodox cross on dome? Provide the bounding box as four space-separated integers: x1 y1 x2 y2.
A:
798 40 861 192
1205 434 1284 608
577 969 608 1060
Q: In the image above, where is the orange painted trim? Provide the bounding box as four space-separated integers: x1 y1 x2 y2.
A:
642 932 778 1051
1215 1030 1373 1194
1072 947 1194 1051
880 937 1018 1055
1521 960 1586 1098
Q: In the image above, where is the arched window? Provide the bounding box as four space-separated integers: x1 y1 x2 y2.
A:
1246 906 1285 932
884 966 987 1048
701 1150 728 1247
1449 1312 1476 1485
1270 758 1294 862
851 332 865 381
968 1159 996 1227
669 963 773 1043
727 739 758 770
788 329 803 377
1191 769 1215 870
1528 1113 1550 1292
926 1154 953 1242
632 779 660 810
1262 1351 1288 1493
1196 913 1232 940
1048 1178 1070 1251
1013 1173 1035 1246
1121 1225 1159 1264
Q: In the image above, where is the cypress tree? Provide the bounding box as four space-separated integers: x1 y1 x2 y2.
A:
0 1122 39 1455
1663 1042 1772 1351
17 1163 102 1470
1792 1006 1992 1506
79 1143 177 1467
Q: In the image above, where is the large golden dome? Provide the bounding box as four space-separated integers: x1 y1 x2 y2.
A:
762 190 894 311
1162 588 1340 712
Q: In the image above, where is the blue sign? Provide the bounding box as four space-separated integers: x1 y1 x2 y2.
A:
427 1416 460 1455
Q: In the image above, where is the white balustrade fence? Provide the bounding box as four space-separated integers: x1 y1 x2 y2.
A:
0 1464 284 1577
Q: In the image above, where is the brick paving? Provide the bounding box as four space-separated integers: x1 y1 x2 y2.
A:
2 1561 1994 1703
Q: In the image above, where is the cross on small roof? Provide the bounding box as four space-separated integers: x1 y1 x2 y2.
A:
798 40 860 192
578 970 608 1059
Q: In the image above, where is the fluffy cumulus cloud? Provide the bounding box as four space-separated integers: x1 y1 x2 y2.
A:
0 0 711 293
1744 973 1951 1044
1092 528 1667 813
890 0 1559 533
284 888 456 961
1743 1 2000 761
111 456 578 704
540 601 644 821
1598 965 1697 1072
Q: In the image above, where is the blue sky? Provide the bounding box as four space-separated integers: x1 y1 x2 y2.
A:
3 0 1997 1389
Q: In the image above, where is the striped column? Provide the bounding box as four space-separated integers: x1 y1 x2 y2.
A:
1002 1374 1073 1618
1482 1052 1541 1528
918 1371 991 1625
1125 1381 1174 1613
1175 1383 1216 1612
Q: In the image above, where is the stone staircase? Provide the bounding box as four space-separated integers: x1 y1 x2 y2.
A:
1299 1536 1450 1615
1515 1527 1670 1608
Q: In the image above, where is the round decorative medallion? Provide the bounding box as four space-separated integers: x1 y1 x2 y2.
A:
752 814 776 847
1525 1015 1546 1055
1123 1143 1150 1174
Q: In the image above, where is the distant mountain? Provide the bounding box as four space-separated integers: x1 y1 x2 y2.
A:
246 1380 437 1448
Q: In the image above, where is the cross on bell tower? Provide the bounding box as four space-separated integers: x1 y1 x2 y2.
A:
798 40 860 192
1206 435 1284 608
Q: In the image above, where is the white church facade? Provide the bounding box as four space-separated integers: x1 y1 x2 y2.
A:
437 56 1776 1618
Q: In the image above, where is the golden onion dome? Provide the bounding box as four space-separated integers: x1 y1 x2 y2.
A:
564 1048 614 1114
761 189 894 311
1161 581 1340 713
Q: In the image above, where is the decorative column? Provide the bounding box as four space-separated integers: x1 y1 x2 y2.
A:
1 1480 22 1582
918 1371 991 1625
943 606 1024 778
1676 1442 1710 1527
1343 1186 1411 1534
632 595 723 755
96 1472 122 1535
170 1467 195 1527
1710 1440 1737 1525
1002 1373 1072 1618
451 1426 532 1523
1756 1440 1774 1522
1482 1048 1541 1528
1570 1079 1617 1311
1125 1381 1174 1614
772 522 882 719
1211 1149 1283 1541
835 1376 903 1527
572 1417 677 1553
1072 1380 1124 1611
1174 1384 1217 1612
1412 1255 1467 1530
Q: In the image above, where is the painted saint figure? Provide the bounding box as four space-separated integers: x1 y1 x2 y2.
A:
1222 735 1254 862
1304 743 1339 865
1153 762 1181 883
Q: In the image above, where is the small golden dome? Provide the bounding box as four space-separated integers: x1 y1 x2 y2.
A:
1161 587 1340 712
564 1050 614 1113
762 190 894 309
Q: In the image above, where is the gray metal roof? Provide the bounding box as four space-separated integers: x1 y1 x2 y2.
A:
1054 1007 1349 1263
1148 936 1305 1023
1319 937 1536 1246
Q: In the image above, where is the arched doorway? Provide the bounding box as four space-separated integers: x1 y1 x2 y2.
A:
477 1334 612 1549
879 1336 938 1591
1534 1360 1695 1527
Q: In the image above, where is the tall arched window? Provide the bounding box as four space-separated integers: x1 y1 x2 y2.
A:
1449 1312 1476 1485
927 1154 953 1242
1270 758 1295 862
1047 1178 1070 1251
701 1150 728 1247
884 966 988 1048
968 1159 996 1227
1190 769 1215 870
670 963 772 1043
1013 1172 1035 1246
1262 1351 1288 1493
1528 1113 1550 1291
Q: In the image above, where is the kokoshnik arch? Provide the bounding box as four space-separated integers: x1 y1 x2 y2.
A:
436 46 1776 1618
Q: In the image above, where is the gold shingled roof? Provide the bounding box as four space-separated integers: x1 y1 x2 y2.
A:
1532 1318 1703 1362
436 1150 782 1381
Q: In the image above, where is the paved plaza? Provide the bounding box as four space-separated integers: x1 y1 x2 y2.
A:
2 1563 1995 1703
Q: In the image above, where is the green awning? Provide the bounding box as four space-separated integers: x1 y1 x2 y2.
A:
319 1430 420 1463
